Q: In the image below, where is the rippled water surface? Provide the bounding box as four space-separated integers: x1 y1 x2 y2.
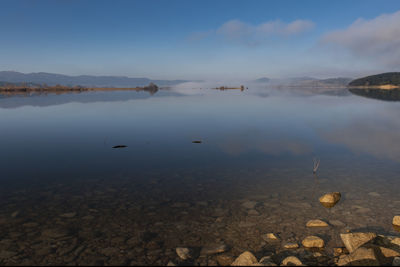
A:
1 87 400 265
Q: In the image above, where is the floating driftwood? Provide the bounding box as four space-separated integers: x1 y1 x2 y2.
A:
192 141 202 144
112 145 128 149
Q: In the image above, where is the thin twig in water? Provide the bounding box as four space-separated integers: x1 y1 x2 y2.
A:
313 157 320 174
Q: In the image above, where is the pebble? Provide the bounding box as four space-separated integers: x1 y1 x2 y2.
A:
59 212 76 218
259 256 277 266
283 242 299 249
306 219 329 227
216 254 234 266
393 257 400 266
248 209 260 216
393 216 400 227
319 192 341 208
176 247 191 260
200 243 228 255
329 220 346 227
262 233 279 241
368 192 381 197
231 251 258 266
241 201 258 209
302 236 324 248
281 256 302 266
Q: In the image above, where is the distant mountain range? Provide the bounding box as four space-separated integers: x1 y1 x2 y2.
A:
0 71 189 88
252 76 352 87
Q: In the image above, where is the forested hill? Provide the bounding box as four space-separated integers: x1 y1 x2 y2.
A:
349 72 400 86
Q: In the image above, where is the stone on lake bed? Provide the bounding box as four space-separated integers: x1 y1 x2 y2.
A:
319 192 341 208
302 236 324 248
248 209 260 216
283 242 299 249
281 256 303 266
41 229 69 239
231 251 258 266
329 220 346 227
176 247 191 260
259 256 277 266
59 212 76 218
337 247 379 266
393 216 400 227
368 192 381 197
241 201 258 209
262 233 279 241
200 243 228 255
306 219 329 227
393 257 400 266
340 232 377 253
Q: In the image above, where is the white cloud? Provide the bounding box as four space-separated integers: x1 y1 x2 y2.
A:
188 19 314 45
321 10 400 67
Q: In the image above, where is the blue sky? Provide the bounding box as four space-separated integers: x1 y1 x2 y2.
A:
1 0 400 80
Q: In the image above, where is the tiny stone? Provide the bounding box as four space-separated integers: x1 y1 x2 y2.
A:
176 247 191 260
241 201 258 209
281 256 302 266
306 219 329 227
368 192 380 197
283 243 299 249
262 233 279 241
302 236 324 248
59 212 76 218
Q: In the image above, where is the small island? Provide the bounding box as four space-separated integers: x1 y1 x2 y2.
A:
348 72 400 89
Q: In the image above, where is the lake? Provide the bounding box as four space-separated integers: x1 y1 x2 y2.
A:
1 86 400 265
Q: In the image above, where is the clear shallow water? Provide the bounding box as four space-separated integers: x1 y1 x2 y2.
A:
1 87 400 265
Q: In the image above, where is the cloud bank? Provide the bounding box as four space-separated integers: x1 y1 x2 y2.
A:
189 19 314 45
321 10 400 67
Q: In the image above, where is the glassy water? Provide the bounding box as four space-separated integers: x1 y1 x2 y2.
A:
1 87 400 265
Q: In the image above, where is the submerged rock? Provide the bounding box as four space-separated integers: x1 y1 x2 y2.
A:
216 254 234 266
259 256 277 266
393 216 400 227
231 251 258 266
340 232 377 253
281 256 303 266
393 257 400 266
112 145 127 148
302 236 324 248
262 233 279 241
319 192 341 208
200 243 228 255
176 247 191 260
283 243 299 249
337 247 379 266
59 212 76 218
306 219 329 227
241 201 258 209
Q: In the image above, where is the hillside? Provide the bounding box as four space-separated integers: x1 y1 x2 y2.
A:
0 71 189 88
348 72 400 87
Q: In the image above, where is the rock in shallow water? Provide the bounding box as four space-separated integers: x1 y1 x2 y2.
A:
306 219 329 227
340 232 377 253
200 243 228 255
393 216 400 227
231 251 258 266
337 247 379 266
302 236 324 248
283 243 299 249
319 192 341 208
241 201 258 209
176 247 191 260
281 256 303 266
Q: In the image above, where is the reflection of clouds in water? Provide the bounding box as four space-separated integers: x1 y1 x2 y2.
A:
321 108 400 162
218 130 312 156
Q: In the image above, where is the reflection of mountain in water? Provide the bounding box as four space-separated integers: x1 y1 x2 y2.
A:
0 90 182 109
349 88 400 101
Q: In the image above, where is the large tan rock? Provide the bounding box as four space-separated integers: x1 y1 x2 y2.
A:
231 251 258 266
337 247 379 266
393 216 400 227
306 219 329 227
302 236 324 248
319 192 341 208
340 232 377 253
281 256 303 266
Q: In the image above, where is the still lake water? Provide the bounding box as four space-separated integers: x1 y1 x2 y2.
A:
1 86 400 265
